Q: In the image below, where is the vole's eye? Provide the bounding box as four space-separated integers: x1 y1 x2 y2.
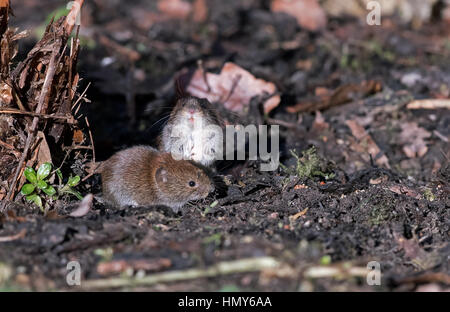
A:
189 181 196 187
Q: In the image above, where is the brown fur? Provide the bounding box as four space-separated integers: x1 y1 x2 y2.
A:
100 145 213 212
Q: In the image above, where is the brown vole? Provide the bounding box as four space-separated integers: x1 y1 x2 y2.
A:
159 96 224 167
100 145 214 212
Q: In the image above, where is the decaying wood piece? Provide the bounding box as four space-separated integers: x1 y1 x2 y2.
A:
0 0 88 212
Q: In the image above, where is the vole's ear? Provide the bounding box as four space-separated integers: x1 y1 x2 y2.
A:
155 167 168 183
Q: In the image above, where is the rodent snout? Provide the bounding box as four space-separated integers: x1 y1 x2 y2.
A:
200 183 214 198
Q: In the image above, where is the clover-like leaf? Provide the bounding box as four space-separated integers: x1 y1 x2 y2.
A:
21 183 35 195
24 167 37 184
67 175 80 187
37 180 48 190
37 162 52 181
42 185 56 196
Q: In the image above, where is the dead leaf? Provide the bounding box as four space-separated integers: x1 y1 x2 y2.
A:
187 62 280 114
346 120 390 168
69 193 93 217
0 81 12 105
289 208 309 221
388 184 421 199
287 81 382 113
72 129 85 144
157 0 192 19
369 175 388 185
398 122 431 158
192 0 208 23
36 131 52 166
271 0 327 31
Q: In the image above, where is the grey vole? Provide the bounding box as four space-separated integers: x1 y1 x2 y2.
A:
159 96 224 167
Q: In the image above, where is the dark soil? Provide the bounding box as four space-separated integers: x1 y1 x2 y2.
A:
0 0 449 291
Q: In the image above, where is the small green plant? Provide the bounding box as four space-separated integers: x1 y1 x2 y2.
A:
55 168 83 200
20 162 82 211
320 255 332 265
280 147 335 180
423 188 435 202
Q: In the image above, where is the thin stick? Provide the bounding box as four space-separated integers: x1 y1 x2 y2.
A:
84 116 95 164
81 257 280 290
0 139 21 157
0 108 75 122
1 49 59 211
0 229 27 243
72 81 91 113
266 118 299 129
63 145 93 151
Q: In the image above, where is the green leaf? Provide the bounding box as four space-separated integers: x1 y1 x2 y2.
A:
42 186 56 196
24 167 37 184
37 162 52 181
65 189 83 200
21 183 35 195
26 194 43 209
56 169 63 184
37 180 48 190
26 194 37 202
67 175 80 187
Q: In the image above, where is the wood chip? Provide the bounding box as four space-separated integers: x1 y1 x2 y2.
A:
407 99 450 110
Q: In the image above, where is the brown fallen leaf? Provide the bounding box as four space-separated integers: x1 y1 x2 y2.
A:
369 175 388 185
271 0 327 31
157 0 192 19
287 80 382 113
36 131 52 168
187 62 280 114
69 193 93 217
0 81 12 105
388 184 421 199
346 120 390 168
398 122 431 158
192 0 208 23
289 208 309 221
72 129 85 144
